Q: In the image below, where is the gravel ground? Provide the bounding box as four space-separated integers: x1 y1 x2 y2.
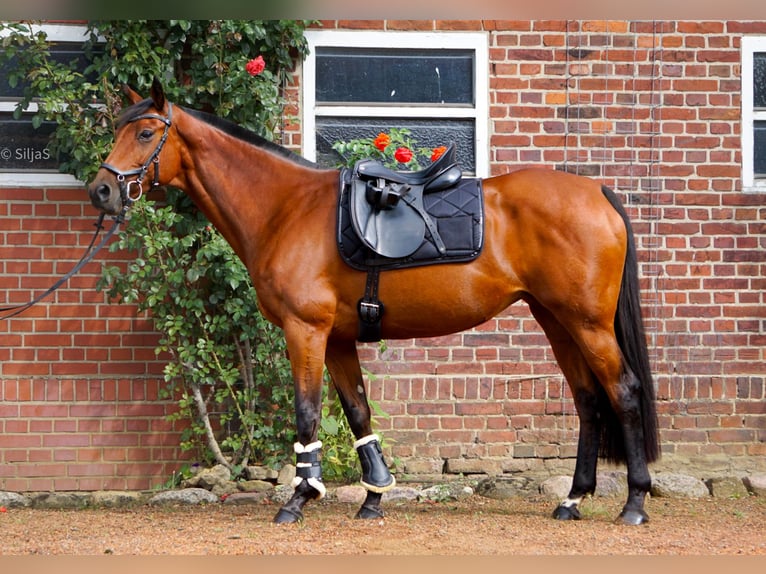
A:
1 494 765 555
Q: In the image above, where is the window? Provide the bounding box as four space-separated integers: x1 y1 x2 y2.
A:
303 30 489 177
741 36 766 192
0 23 89 187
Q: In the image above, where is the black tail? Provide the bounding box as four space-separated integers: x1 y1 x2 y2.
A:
597 185 660 464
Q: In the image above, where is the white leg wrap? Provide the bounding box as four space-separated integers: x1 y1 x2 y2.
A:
561 496 583 508
291 441 326 499
293 440 322 454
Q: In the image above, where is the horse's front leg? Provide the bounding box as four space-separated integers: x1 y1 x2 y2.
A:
325 339 395 519
273 320 330 524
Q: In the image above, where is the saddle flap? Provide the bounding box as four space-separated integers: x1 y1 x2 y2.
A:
350 179 425 259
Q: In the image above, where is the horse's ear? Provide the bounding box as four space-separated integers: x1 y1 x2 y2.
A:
150 77 166 112
122 84 143 105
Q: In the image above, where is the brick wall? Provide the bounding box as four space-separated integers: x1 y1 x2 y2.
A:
311 20 766 478
0 188 186 491
1 20 764 492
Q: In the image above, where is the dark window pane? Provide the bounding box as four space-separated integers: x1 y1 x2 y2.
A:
755 53 766 108
316 116 475 172
0 41 96 98
316 47 474 105
755 121 766 176
0 113 59 171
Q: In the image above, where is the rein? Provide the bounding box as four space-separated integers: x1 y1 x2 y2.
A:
0 105 173 320
0 211 122 320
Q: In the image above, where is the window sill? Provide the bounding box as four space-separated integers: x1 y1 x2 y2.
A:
0 172 83 188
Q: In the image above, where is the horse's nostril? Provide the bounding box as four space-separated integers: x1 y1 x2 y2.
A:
96 184 111 201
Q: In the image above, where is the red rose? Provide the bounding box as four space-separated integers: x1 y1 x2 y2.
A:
394 147 413 163
246 56 266 76
431 146 447 162
373 133 391 152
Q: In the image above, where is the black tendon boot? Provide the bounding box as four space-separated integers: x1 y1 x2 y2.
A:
355 435 395 493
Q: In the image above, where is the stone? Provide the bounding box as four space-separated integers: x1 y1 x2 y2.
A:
476 476 535 499
595 471 628 498
539 475 572 500
212 481 240 497
237 480 274 493
195 464 231 490
420 483 474 502
29 492 93 509
92 491 144 507
270 484 295 505
0 491 30 508
403 458 444 475
705 476 749 499
245 466 279 481
334 485 367 504
743 473 766 497
651 473 710 499
381 486 421 502
277 464 296 486
148 488 219 506
444 458 503 476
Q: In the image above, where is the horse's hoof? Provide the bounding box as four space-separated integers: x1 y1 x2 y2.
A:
552 504 581 521
273 507 304 524
355 504 385 520
616 509 649 526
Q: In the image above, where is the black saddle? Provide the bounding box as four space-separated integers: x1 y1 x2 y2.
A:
355 143 462 191
337 145 484 343
350 143 462 259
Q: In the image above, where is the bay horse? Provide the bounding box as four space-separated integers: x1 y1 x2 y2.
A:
88 79 659 526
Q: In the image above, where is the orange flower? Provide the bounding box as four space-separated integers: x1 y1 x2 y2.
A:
431 146 447 162
373 132 391 151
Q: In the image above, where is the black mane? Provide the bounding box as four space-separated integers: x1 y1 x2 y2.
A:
116 98 319 170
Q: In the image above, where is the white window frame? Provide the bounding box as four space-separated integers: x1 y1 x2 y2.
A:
741 36 766 193
0 23 90 188
302 29 489 178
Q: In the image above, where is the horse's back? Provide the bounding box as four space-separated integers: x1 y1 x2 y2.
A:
482 168 627 264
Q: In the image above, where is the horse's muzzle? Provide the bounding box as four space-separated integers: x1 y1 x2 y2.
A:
87 176 122 215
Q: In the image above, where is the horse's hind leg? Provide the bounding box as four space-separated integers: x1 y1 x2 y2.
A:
536 302 653 525
325 339 395 519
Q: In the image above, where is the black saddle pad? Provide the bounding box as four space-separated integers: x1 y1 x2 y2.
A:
337 169 484 271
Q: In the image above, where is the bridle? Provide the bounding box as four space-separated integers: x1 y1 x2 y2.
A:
99 102 173 211
0 103 174 320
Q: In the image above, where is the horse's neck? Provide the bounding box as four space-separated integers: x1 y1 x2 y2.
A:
172 113 325 264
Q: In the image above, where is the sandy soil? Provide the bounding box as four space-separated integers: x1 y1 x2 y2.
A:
1 494 764 555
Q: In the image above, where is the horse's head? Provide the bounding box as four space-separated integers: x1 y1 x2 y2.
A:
88 78 180 216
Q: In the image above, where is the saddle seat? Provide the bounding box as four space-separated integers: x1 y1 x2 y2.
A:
349 143 463 260
355 142 461 194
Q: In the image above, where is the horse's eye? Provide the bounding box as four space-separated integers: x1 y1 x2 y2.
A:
138 129 154 142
